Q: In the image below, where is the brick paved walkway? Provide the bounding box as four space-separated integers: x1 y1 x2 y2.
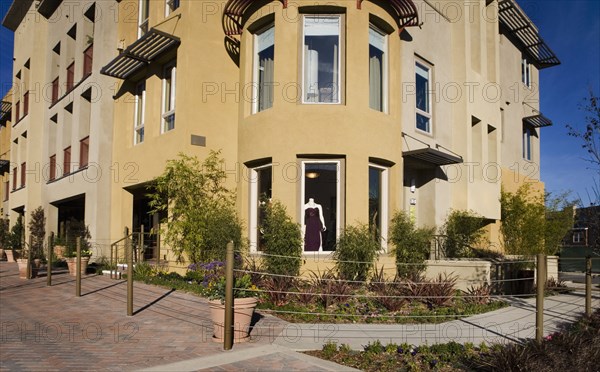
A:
1 261 350 371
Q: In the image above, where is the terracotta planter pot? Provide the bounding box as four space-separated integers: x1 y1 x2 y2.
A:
54 245 66 259
5 250 18 262
209 297 258 343
17 258 33 279
0 248 5 261
65 257 90 276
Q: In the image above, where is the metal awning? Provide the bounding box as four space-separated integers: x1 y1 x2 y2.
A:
100 28 180 79
357 0 419 31
498 0 560 69
403 148 463 167
0 160 9 175
37 0 62 19
0 101 11 125
223 0 287 38
523 114 552 128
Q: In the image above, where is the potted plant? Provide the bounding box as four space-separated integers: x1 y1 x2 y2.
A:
65 247 92 276
194 260 259 343
63 219 93 276
53 236 67 259
6 216 25 263
0 219 9 261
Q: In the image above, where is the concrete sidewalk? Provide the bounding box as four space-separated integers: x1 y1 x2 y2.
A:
1 260 598 371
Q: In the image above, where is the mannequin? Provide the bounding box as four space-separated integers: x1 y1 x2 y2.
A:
304 198 326 251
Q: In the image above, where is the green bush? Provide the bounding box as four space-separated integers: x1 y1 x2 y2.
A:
440 210 486 258
28 207 46 260
8 215 24 251
333 224 381 281
261 200 302 276
0 219 9 249
389 212 434 279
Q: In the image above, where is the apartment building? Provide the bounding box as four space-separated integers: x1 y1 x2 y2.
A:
2 0 117 252
3 0 558 262
1 90 11 217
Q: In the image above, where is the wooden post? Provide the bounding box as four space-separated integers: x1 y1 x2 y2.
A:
27 235 33 279
586 256 592 317
140 224 145 262
536 254 546 343
224 241 234 350
76 237 81 297
47 233 54 286
127 229 133 316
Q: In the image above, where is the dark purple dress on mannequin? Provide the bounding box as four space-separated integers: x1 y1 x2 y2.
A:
304 208 322 251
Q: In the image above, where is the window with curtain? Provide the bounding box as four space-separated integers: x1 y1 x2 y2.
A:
138 0 150 37
416 61 432 133
303 15 341 104
255 25 274 113
134 81 146 144
162 62 176 132
369 26 386 112
523 125 533 161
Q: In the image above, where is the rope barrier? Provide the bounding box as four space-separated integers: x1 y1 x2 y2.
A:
255 309 475 319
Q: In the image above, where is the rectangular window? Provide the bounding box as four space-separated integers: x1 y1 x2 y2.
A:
165 0 179 15
66 62 75 91
12 167 17 190
63 146 71 176
3 181 8 200
522 56 531 87
15 101 20 121
249 165 272 252
79 137 89 168
522 125 532 161
52 77 60 103
369 164 389 249
20 162 26 188
416 62 432 133
369 26 387 112
162 63 176 132
83 44 93 76
138 0 150 37
301 161 342 252
23 91 29 116
573 231 583 244
134 81 146 144
303 15 341 104
254 25 275 113
49 155 56 181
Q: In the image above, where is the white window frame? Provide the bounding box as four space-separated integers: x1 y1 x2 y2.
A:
415 60 433 134
300 160 341 254
523 125 532 161
369 163 389 250
249 164 272 253
138 0 149 38
301 14 343 105
134 81 146 145
522 56 531 88
369 25 388 113
573 231 582 244
253 24 275 114
161 62 176 133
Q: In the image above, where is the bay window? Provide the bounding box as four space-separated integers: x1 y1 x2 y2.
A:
302 15 342 104
369 26 387 112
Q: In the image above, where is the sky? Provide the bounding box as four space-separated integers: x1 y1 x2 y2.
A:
0 0 599 204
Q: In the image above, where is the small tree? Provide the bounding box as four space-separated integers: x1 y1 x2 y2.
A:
440 210 487 258
8 215 24 252
261 200 302 276
389 211 435 279
333 224 381 281
28 207 46 259
501 184 574 256
148 151 242 264
0 219 9 249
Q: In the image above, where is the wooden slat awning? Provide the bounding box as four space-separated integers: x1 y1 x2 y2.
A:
523 114 553 128
0 101 11 125
100 29 180 79
403 148 463 168
498 0 560 69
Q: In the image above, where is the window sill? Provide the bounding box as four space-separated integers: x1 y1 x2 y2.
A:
11 186 25 193
12 113 28 127
46 166 88 185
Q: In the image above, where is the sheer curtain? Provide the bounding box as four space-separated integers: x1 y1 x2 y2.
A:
369 27 386 111
257 26 274 112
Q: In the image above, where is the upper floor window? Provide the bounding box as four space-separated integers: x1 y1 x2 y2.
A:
522 125 533 161
416 61 432 133
83 44 93 77
49 155 56 181
20 162 26 188
369 25 387 112
302 15 342 104
254 24 274 113
63 147 71 175
23 91 29 116
573 231 583 244
79 137 89 168
66 62 75 91
52 77 60 104
15 101 20 121
12 167 17 190
138 0 150 37
521 55 531 88
134 81 146 144
165 0 180 16
162 63 176 132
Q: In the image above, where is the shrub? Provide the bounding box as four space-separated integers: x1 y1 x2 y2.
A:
369 267 408 311
28 207 46 260
148 151 243 263
261 200 302 276
463 283 491 305
8 215 24 251
410 274 457 307
0 219 8 249
309 269 352 308
333 224 381 282
389 212 434 279
440 210 486 258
